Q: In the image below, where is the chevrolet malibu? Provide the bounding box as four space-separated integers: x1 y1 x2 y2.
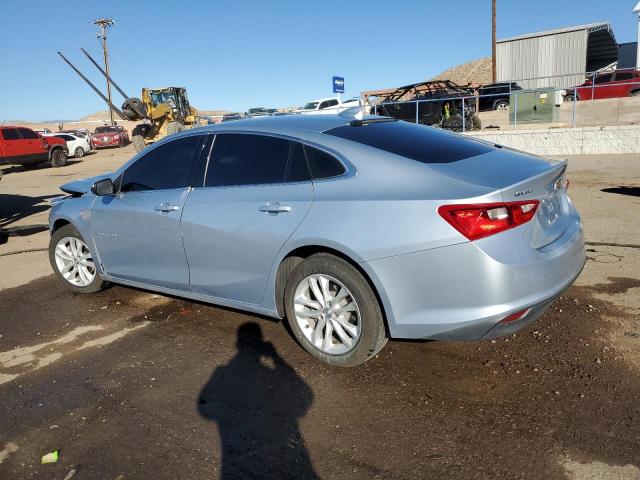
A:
48 115 585 366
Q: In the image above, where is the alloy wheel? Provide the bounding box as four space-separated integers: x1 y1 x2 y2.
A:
293 274 361 355
54 237 96 287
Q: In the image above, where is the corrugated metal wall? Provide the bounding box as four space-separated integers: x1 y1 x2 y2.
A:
497 30 587 89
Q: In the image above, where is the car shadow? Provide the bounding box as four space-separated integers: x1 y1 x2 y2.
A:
198 322 319 480
601 186 640 197
0 193 57 231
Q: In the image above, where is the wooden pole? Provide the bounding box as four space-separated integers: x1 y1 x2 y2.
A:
492 0 497 83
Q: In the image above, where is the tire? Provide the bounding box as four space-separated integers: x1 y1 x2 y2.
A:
166 121 185 136
132 124 150 152
564 94 575 102
494 99 509 111
50 148 68 168
631 91 640 97
284 253 388 367
471 114 482 130
49 224 107 294
74 147 85 158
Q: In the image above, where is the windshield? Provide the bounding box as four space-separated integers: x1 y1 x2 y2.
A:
303 102 319 110
94 126 117 134
150 91 176 105
325 121 494 164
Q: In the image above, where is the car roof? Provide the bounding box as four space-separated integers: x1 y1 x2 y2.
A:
0 125 34 129
188 114 352 137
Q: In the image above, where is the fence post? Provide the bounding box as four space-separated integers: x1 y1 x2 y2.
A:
461 97 466 133
374 103 377 116
415 101 419 124
513 91 518 129
591 72 595 100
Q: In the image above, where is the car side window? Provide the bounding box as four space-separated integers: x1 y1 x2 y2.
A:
120 135 203 192
326 99 339 107
595 74 613 84
303 145 345 179
205 134 291 187
1 128 20 140
18 128 39 139
615 72 633 81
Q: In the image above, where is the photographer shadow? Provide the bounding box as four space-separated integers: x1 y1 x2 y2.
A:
198 322 318 480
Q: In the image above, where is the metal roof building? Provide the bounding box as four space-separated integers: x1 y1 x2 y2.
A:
496 23 619 89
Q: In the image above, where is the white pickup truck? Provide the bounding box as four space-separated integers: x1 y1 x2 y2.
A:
295 97 364 115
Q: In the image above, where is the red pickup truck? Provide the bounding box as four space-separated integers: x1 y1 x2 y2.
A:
0 126 68 169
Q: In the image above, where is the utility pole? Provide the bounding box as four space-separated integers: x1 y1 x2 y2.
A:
92 18 115 125
492 0 497 83
634 2 640 69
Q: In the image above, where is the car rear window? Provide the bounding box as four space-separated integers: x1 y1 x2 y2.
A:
324 121 494 163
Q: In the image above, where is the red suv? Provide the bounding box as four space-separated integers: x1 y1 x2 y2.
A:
567 69 640 101
0 126 68 169
90 125 130 149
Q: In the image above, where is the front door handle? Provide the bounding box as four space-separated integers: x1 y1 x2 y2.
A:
154 203 179 213
259 202 291 214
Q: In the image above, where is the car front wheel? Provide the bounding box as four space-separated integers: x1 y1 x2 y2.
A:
74 147 85 158
49 224 106 293
284 253 388 367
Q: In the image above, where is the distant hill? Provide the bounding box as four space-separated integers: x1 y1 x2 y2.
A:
80 108 230 122
430 57 493 86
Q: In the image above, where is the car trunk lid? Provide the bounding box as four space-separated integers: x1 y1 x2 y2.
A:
427 147 570 248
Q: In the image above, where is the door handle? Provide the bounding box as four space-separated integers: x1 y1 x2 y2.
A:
154 203 179 212
259 202 291 214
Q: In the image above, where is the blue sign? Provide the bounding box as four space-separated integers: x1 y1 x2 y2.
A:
332 76 345 94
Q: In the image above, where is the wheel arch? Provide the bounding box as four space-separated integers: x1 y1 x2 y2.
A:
51 218 72 233
272 243 392 336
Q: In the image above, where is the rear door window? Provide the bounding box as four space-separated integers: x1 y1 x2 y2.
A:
304 145 345 179
595 74 613 84
120 135 204 192
325 120 493 163
205 134 291 187
1 128 20 140
18 128 39 139
615 72 634 81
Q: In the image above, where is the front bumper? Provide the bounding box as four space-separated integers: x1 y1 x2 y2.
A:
91 138 120 148
364 214 585 341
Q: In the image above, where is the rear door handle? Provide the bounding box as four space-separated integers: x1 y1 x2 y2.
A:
154 203 179 212
259 202 291 214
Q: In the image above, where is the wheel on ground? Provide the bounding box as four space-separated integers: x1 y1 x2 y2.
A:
494 99 509 111
471 114 482 130
132 124 149 152
564 94 575 102
166 121 185 136
49 224 107 293
50 148 68 167
284 253 388 367
74 146 85 158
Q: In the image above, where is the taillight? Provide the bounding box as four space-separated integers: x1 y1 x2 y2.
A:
438 200 539 241
500 308 531 324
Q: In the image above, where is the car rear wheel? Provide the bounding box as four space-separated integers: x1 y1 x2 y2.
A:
74 146 85 158
167 121 185 136
564 94 576 102
49 224 106 293
494 99 509 111
50 148 68 168
284 253 388 367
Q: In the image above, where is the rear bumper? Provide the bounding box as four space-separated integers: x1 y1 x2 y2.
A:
364 213 585 341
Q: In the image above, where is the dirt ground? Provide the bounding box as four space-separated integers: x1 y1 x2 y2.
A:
0 148 639 479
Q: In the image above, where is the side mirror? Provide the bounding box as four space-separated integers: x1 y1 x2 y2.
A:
91 178 115 196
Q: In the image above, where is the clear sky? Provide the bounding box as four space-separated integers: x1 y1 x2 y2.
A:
0 0 637 121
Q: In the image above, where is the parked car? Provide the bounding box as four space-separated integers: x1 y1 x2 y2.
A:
246 107 269 118
90 125 129 149
35 128 52 135
59 128 91 139
48 115 584 367
0 126 68 169
565 69 640 101
478 82 522 111
221 113 244 122
295 97 350 115
46 133 92 158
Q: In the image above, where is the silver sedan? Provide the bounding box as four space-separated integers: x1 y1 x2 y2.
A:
48 115 585 366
